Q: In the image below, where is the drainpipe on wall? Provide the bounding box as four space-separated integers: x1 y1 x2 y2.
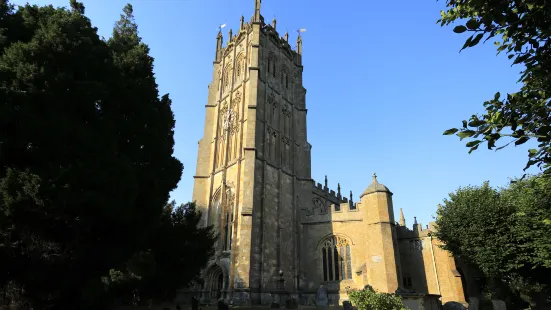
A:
429 236 441 296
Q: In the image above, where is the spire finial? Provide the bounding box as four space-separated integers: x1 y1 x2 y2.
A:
228 28 233 39
214 30 223 62
240 15 245 29
399 208 406 226
324 175 328 188
414 216 418 225
337 183 341 194
349 190 353 202
373 172 377 181
254 0 261 22
272 17 277 29
284 31 289 42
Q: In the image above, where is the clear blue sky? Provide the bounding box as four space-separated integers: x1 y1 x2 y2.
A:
17 0 538 227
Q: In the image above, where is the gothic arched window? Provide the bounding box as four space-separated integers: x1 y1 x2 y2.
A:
320 235 352 282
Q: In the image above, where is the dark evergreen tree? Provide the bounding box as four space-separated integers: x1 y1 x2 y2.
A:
0 1 213 309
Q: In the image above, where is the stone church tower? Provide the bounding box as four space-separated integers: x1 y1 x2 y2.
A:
192 0 311 304
191 0 471 307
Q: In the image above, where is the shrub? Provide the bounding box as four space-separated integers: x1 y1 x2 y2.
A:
348 285 407 310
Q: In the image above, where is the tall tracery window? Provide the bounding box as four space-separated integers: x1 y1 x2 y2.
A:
216 101 228 169
223 65 232 92
282 103 291 137
228 92 241 162
211 188 235 251
235 54 245 83
267 92 277 126
281 136 291 168
265 126 277 162
321 236 352 282
217 93 240 167
267 54 276 78
222 189 235 251
281 66 289 89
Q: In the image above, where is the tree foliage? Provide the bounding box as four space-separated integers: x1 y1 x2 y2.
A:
102 202 216 304
433 176 551 308
439 0 551 175
0 1 213 309
348 285 407 310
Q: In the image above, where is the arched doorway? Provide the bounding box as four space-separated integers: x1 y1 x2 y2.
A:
206 264 226 303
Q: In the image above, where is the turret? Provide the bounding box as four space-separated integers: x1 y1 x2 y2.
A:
360 173 399 293
360 173 394 224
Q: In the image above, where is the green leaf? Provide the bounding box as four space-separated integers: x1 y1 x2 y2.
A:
468 119 486 127
462 120 468 128
443 128 459 135
458 130 476 140
494 92 501 100
466 19 480 30
469 33 484 47
461 36 473 50
515 137 529 145
453 25 468 33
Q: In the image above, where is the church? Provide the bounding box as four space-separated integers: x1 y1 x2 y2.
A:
191 1 473 306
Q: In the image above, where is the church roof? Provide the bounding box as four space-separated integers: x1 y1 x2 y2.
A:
360 173 392 198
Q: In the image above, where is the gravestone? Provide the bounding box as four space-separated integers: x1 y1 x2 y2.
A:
316 285 329 308
443 301 466 310
343 300 353 310
286 297 298 309
217 298 229 310
492 299 506 310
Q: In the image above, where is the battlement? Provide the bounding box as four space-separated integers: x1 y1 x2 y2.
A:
396 217 437 239
300 177 359 221
311 176 355 205
217 13 299 64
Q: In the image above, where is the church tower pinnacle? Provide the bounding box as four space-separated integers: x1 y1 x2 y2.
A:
254 0 261 22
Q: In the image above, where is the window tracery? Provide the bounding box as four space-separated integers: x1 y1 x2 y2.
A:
281 66 289 89
223 66 233 92
266 126 277 162
267 53 277 78
211 188 235 252
320 235 353 282
267 92 277 126
281 136 291 168
223 189 235 251
281 103 291 137
235 54 245 83
228 92 241 161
